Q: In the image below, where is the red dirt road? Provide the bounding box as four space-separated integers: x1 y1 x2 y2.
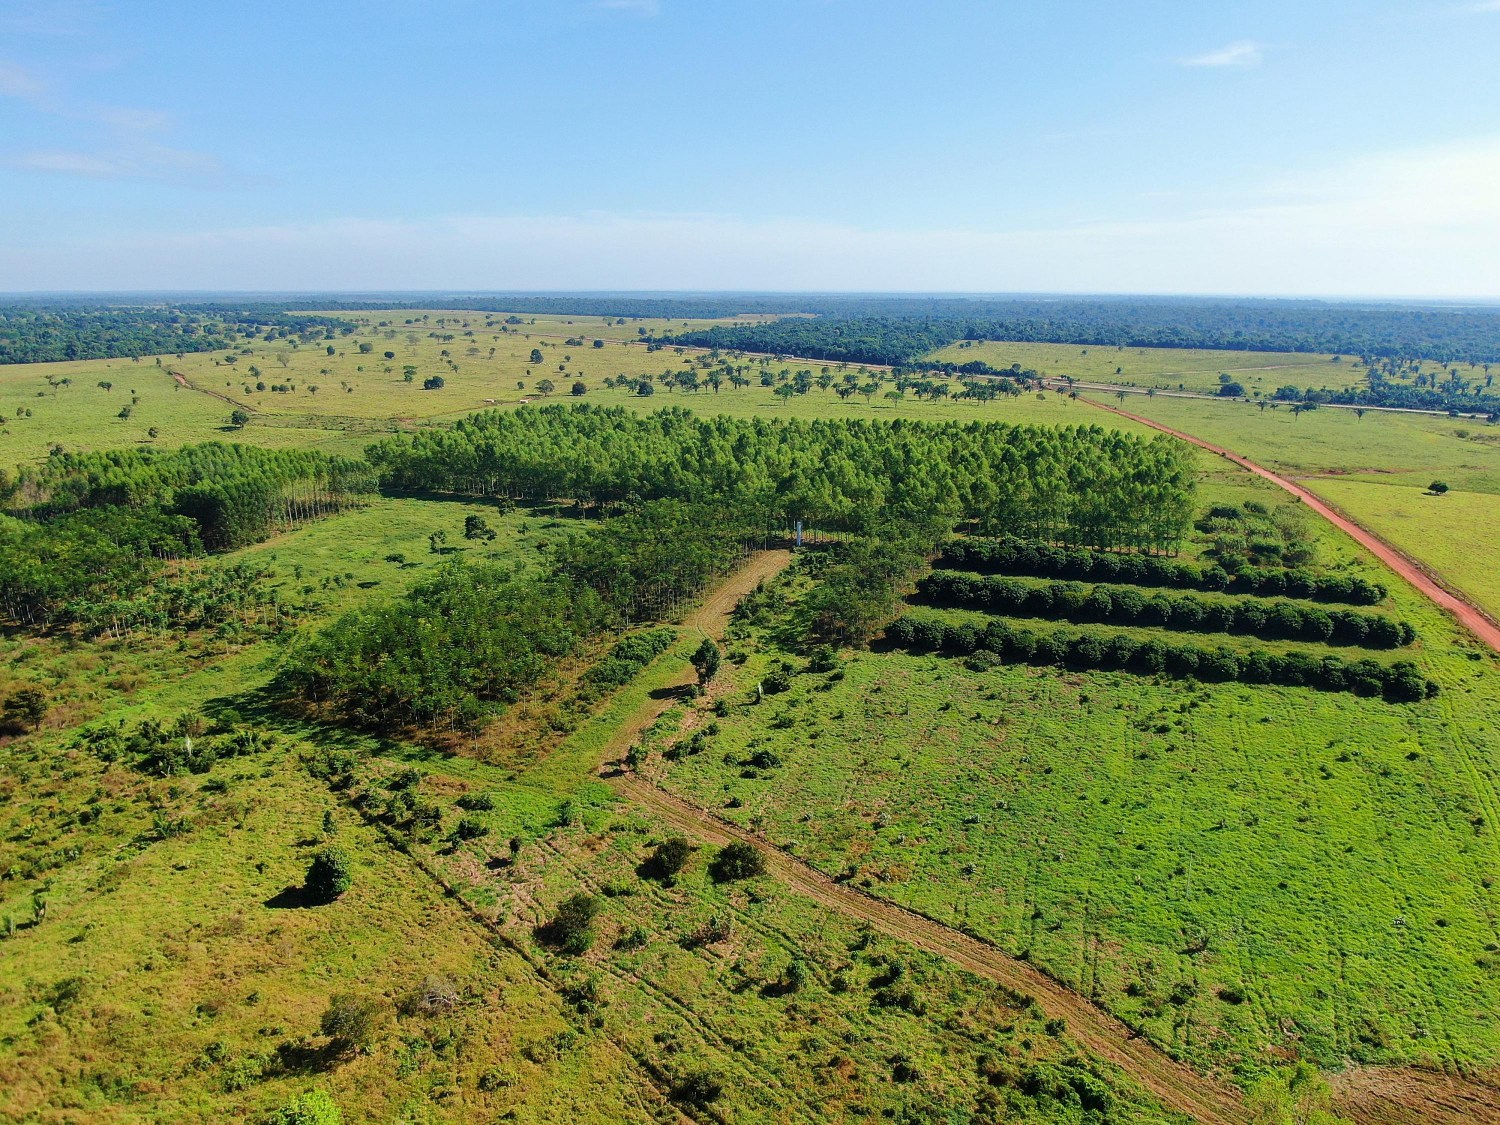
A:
1083 398 1500 655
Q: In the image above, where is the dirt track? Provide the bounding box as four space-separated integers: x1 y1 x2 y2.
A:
599 551 1246 1123
615 775 1247 1125
1082 398 1500 655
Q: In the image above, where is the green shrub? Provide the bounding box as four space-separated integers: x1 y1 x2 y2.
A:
710 841 766 882
305 847 352 903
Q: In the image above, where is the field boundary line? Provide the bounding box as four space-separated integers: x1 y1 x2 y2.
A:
1077 396 1500 655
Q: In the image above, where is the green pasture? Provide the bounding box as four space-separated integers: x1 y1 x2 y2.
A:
1099 391 1500 620
925 339 1367 396
657 468 1500 1083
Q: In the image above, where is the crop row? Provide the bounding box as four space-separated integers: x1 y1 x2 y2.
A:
938 538 1388 606
916 571 1414 649
884 612 1437 703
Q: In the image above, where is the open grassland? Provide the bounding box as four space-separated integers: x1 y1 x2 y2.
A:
1082 391 1500 622
0 515 1182 1123
925 340 1365 397
1 309 1164 471
0 750 658 1125
653 467 1500 1088
1308 479 1500 627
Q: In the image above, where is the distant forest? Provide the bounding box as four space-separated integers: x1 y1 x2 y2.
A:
5 294 1500 384
659 302 1500 366
0 304 355 365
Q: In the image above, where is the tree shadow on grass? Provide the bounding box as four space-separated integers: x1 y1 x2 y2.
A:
264 884 315 909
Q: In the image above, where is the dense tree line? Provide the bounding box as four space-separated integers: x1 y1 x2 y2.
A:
661 301 1500 364
367 405 1197 551
938 538 1388 606
219 296 1500 362
9 442 377 548
0 443 373 626
1273 378 1500 418
916 571 1415 648
551 499 758 621
0 303 353 364
886 612 1438 703
282 500 755 729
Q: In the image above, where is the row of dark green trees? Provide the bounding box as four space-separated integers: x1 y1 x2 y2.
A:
887 612 1437 703
366 405 1198 552
0 443 375 627
915 571 1415 648
938 537 1388 605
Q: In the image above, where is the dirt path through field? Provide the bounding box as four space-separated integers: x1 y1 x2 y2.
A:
594 552 1244 1122
593 549 794 763
1080 397 1500 654
612 775 1247 1124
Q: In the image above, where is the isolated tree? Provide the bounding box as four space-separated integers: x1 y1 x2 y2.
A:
537 378 555 396
644 836 691 881
229 409 251 428
305 847 352 903
690 638 721 684
1429 480 1450 494
320 993 381 1055
463 514 496 541
571 381 587 396
423 375 445 390
529 348 544 364
710 841 765 882
1 688 47 733
546 893 601 954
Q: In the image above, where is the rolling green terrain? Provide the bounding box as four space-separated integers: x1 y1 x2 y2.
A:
1089 392 1500 621
653 468 1500 1086
926 340 1364 398
6 305 1500 1125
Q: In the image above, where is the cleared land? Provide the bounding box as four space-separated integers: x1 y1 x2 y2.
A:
925 339 1367 397
1085 392 1500 623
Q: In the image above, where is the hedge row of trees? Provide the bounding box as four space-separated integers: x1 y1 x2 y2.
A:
0 444 373 627
282 501 754 730
885 612 1438 703
366 405 1198 551
915 571 1415 648
938 537 1388 605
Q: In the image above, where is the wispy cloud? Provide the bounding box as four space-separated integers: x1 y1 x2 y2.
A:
598 0 660 15
1179 40 1264 68
0 58 239 186
0 61 46 100
11 134 1499 297
14 143 234 183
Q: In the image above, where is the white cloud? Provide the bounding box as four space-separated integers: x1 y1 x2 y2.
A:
5 135 1500 298
1179 40 1264 68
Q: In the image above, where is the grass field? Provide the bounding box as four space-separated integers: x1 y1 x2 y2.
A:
654 468 1500 1086
0 500 1184 1122
1 310 1167 471
925 340 1367 397
1087 391 1500 621
8 309 1500 1120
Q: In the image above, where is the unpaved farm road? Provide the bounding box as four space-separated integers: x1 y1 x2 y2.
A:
1082 397 1500 656
606 551 1248 1122
615 775 1247 1124
606 551 1500 1124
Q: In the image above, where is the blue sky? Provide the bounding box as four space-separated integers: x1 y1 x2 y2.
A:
2 0 1498 296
